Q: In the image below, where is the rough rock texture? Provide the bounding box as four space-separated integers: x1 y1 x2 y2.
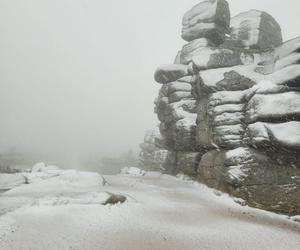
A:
223 10 282 50
152 0 300 215
182 0 230 45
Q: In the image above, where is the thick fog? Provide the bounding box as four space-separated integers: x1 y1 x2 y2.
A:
0 0 299 168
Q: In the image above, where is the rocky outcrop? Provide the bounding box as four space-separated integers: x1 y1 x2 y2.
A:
139 129 168 171
153 0 300 215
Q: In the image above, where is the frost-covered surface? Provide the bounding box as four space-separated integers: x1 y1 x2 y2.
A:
0 169 299 250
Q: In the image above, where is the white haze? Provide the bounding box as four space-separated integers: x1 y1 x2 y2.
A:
0 0 299 167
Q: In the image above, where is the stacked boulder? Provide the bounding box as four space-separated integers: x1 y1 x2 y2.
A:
154 0 300 215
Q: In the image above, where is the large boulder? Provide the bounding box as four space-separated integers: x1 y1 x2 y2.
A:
182 0 230 45
224 10 282 50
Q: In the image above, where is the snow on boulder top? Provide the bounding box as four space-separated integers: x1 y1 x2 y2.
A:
154 64 189 84
120 167 146 176
225 10 282 50
181 0 230 45
180 38 215 64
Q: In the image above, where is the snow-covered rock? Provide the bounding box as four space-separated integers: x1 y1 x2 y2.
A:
180 38 215 64
224 10 282 50
120 167 146 177
153 0 300 214
181 0 230 45
191 47 243 70
246 92 300 122
246 122 300 149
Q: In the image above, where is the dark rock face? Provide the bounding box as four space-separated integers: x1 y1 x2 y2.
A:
152 0 300 215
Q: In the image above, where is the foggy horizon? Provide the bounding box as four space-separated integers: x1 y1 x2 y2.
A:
0 0 300 168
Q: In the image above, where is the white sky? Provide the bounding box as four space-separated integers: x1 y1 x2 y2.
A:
0 0 299 166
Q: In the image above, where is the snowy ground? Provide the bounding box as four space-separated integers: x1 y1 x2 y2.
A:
0 165 299 250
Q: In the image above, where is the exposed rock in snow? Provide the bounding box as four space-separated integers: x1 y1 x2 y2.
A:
102 192 127 205
181 0 230 44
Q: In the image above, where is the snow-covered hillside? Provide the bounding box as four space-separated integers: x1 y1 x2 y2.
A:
0 164 299 250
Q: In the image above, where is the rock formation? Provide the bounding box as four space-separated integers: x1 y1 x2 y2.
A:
153 0 300 215
139 129 168 171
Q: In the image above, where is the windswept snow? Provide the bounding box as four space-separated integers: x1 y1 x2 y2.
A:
0 166 299 250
